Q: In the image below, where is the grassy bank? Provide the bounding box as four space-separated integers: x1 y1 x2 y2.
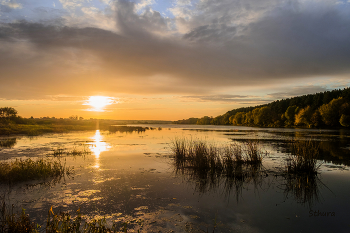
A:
0 123 100 136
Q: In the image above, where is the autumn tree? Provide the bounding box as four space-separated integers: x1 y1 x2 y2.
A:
231 112 245 125
284 106 298 126
318 97 345 126
295 106 313 127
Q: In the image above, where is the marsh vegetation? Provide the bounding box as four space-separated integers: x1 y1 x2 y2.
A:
0 158 72 184
171 137 325 205
0 202 136 233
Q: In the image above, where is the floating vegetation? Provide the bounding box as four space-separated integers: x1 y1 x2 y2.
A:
109 125 147 133
0 138 16 148
0 158 73 184
0 201 143 233
52 146 91 157
286 140 322 175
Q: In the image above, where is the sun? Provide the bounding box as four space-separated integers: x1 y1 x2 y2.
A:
86 96 115 112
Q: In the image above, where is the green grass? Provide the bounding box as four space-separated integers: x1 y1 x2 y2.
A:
0 158 73 184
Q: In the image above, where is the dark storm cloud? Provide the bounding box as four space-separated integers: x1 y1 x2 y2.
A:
0 0 350 99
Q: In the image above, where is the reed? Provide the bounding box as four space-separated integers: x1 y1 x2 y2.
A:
0 158 72 184
0 204 39 233
283 173 320 207
286 140 321 175
0 138 16 148
171 138 267 173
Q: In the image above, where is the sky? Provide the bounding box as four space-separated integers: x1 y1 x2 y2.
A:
1 0 350 120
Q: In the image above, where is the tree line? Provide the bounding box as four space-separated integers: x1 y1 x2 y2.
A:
173 87 350 128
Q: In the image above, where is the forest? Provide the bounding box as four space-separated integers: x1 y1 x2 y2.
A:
173 87 350 128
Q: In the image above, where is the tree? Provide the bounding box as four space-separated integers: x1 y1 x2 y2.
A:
196 116 213 125
0 107 18 124
318 97 345 126
231 112 245 125
310 110 322 127
253 107 271 126
295 106 312 127
284 106 298 126
340 115 350 127
0 107 17 118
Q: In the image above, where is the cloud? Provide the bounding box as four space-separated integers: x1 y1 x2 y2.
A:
267 85 329 99
180 95 270 105
1 0 22 9
0 0 350 100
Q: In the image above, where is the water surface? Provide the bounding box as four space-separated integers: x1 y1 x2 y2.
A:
1 125 349 232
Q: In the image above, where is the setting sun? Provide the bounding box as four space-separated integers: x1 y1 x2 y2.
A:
86 96 115 112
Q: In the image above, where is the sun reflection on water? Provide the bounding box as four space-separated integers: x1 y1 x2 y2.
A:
89 130 110 168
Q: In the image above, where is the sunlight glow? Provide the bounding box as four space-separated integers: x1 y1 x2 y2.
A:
89 130 111 168
85 96 115 112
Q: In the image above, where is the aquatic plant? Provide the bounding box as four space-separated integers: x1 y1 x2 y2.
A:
52 146 91 157
171 138 268 199
0 158 73 184
170 138 267 173
0 203 39 233
0 200 143 233
286 139 321 175
0 138 16 148
46 207 113 233
282 173 321 207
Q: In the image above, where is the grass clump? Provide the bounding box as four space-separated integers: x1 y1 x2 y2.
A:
171 138 266 171
283 173 321 207
0 204 40 233
0 158 72 184
0 138 17 148
170 138 268 198
286 140 321 175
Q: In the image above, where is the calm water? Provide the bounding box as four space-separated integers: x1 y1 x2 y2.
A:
1 125 350 232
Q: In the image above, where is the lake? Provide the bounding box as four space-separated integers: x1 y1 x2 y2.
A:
1 124 349 232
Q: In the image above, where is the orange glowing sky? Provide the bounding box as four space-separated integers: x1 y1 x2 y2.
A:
0 0 350 120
